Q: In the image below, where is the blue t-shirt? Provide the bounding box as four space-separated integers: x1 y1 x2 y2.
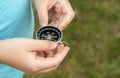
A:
0 0 34 78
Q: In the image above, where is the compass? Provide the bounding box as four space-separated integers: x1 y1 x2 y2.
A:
36 26 62 42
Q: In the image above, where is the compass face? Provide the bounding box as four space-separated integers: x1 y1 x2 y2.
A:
36 26 62 42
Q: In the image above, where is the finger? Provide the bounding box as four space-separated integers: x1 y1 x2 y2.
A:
27 40 57 51
30 63 57 74
48 7 56 21
49 15 63 28
57 1 75 30
37 51 54 57
58 10 75 30
48 0 56 10
37 45 70 69
49 3 62 27
45 51 54 57
37 66 57 74
52 45 70 65
48 15 63 27
54 3 62 19
36 51 46 57
48 20 60 27
35 0 48 26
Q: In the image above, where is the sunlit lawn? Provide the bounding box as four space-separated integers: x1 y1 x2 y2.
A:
24 0 120 78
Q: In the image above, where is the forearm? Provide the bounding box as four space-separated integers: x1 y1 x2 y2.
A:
0 40 6 63
0 39 13 64
0 39 19 64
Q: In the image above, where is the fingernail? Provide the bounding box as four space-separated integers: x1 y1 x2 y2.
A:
51 42 57 48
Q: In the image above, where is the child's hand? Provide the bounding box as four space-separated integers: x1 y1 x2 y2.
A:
0 38 69 74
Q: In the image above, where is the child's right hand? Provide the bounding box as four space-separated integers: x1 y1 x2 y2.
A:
0 38 69 74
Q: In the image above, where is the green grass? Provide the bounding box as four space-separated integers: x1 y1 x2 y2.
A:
24 0 120 78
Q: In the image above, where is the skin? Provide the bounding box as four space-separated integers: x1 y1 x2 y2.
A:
34 0 75 30
0 38 69 74
0 0 74 74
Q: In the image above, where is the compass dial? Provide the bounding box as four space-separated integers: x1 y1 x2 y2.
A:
36 26 62 42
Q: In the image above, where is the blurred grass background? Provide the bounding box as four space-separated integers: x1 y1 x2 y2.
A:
24 0 120 78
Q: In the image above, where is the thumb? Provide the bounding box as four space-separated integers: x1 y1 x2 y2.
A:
28 40 57 51
35 0 48 26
